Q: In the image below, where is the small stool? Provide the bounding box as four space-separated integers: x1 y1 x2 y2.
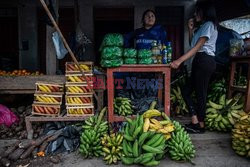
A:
228 55 250 113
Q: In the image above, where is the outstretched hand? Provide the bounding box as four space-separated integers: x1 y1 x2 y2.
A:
170 59 182 69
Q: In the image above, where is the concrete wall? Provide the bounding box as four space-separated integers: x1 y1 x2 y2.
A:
1 0 196 71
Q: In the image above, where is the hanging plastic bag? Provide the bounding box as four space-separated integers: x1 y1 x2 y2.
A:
0 104 19 127
52 31 68 59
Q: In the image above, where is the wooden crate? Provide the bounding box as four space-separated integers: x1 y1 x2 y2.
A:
65 94 93 106
65 73 93 84
35 82 64 94
34 94 63 105
65 83 93 95
65 61 93 74
32 104 61 116
66 105 94 117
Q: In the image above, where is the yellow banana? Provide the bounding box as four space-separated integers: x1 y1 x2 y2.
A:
143 109 161 118
143 118 150 132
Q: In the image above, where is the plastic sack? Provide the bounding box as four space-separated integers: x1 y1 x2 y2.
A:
138 58 153 64
0 104 19 127
101 46 123 59
52 31 68 59
102 33 124 47
138 49 152 58
124 48 137 58
229 39 244 57
124 58 137 64
101 59 123 67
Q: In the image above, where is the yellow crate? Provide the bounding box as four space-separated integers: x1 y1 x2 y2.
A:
65 61 93 74
34 94 63 105
35 82 64 94
66 105 94 117
32 104 61 116
65 94 93 106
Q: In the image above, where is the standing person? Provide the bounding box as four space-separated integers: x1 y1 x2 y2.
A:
121 9 168 98
170 2 218 133
124 9 167 49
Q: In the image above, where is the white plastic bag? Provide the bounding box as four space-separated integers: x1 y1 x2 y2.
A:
52 31 68 59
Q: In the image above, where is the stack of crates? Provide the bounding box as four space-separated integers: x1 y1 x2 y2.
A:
65 61 94 116
32 82 64 116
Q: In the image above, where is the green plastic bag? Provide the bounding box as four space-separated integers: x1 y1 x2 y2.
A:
123 48 137 58
138 49 152 59
101 59 123 67
124 58 137 64
102 33 124 47
138 58 153 64
101 46 123 59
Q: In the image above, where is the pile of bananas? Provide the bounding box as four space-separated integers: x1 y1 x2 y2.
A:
122 115 166 166
167 121 195 161
101 133 123 164
207 78 227 102
143 110 174 140
232 113 250 158
82 107 108 135
205 94 243 131
80 107 108 158
114 97 133 116
79 129 103 158
171 86 188 115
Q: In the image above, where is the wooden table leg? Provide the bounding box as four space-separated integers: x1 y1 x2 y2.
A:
164 68 171 117
157 73 163 106
107 69 114 123
25 117 33 139
245 79 250 113
228 62 236 98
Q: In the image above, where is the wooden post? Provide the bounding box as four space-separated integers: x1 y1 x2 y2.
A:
45 0 58 75
39 0 99 101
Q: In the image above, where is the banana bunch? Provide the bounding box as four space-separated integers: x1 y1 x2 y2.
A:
122 115 166 166
82 107 108 135
207 78 227 102
79 128 103 158
167 121 195 161
80 107 108 158
143 117 174 140
205 94 243 131
171 86 188 115
35 95 60 104
114 97 133 116
232 113 250 158
101 133 123 164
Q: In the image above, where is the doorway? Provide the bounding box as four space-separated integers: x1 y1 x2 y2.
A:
93 7 134 65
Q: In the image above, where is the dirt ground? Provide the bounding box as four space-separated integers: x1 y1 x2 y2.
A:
2 131 249 167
